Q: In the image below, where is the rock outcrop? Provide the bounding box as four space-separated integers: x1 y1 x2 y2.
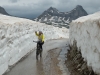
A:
0 6 9 15
66 40 97 75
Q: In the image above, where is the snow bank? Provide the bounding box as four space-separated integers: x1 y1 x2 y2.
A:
70 11 100 74
0 14 69 75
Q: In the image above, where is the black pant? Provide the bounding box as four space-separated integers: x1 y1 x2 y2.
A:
37 41 44 50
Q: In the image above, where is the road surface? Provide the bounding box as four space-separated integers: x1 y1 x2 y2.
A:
4 39 70 75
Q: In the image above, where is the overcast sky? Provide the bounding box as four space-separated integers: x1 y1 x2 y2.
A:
0 0 100 19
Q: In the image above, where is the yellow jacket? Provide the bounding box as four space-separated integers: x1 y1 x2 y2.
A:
35 32 45 42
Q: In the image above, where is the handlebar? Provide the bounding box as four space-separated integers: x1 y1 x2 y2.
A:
33 40 38 43
33 40 42 43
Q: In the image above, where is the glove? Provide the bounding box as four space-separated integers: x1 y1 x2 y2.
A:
35 31 37 33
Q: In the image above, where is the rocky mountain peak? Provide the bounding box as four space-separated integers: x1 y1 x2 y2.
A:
34 5 88 28
48 7 55 10
49 7 57 10
46 7 59 13
74 5 85 12
0 6 9 15
76 5 83 8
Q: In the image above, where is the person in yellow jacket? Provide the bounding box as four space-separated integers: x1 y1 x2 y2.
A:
35 31 45 50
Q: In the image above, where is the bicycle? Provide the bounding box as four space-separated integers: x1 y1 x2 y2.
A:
33 40 42 60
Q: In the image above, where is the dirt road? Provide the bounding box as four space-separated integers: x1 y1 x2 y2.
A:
4 39 70 75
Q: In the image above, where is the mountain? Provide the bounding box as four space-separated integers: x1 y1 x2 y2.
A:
0 6 9 15
34 5 88 28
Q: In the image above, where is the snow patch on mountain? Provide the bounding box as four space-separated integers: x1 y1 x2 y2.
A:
34 5 88 28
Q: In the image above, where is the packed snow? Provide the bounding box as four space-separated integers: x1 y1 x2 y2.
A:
0 14 69 75
70 11 100 74
49 17 54 21
44 17 47 21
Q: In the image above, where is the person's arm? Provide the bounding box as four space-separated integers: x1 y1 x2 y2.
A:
35 31 39 36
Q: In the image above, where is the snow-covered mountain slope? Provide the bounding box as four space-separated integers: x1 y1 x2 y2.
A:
34 5 88 28
0 14 69 75
70 11 100 74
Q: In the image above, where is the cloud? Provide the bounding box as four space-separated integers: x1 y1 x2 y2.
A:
1 0 100 19
9 0 19 3
3 4 42 19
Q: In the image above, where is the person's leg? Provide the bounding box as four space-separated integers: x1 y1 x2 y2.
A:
40 41 44 57
40 41 44 50
36 42 40 60
37 41 42 49
37 41 42 57
37 41 39 49
41 41 44 50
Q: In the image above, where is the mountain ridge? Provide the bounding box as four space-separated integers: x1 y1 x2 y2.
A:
34 5 88 28
0 6 9 15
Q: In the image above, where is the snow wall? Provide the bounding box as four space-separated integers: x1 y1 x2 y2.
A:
0 14 69 75
70 11 100 74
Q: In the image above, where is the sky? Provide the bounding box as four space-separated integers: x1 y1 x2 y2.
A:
0 0 100 19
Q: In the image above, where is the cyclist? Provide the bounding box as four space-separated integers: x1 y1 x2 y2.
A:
35 31 45 51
